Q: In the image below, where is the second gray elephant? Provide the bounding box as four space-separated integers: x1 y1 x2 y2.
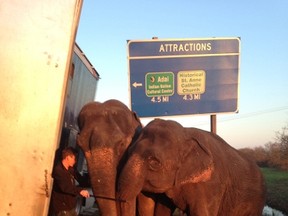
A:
118 119 266 216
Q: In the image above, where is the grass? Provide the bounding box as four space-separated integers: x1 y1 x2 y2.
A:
261 167 288 214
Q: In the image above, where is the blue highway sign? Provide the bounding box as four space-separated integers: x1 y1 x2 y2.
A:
128 37 240 117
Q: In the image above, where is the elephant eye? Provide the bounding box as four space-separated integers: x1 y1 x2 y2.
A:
147 156 162 171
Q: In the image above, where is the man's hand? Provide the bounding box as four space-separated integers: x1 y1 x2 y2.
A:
80 189 90 198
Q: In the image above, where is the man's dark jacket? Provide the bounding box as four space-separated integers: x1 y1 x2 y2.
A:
51 163 87 213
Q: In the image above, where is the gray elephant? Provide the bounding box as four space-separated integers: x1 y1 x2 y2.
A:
77 100 143 215
77 100 169 216
118 119 266 216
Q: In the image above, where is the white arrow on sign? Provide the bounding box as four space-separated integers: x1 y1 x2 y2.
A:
132 82 143 88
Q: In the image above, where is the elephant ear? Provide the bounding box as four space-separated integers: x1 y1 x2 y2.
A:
113 108 142 138
132 111 142 127
175 129 214 186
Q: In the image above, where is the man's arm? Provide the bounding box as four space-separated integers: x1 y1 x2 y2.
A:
73 169 90 187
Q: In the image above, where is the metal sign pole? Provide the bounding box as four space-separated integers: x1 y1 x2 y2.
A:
210 115 217 134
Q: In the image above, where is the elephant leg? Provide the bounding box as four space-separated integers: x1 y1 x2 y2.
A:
154 203 174 216
154 193 175 216
137 192 175 216
137 193 155 216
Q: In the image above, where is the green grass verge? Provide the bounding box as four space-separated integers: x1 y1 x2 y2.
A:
261 167 288 214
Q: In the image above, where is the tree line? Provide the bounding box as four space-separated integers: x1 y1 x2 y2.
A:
238 123 288 171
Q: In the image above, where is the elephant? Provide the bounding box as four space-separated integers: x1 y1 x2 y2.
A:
76 99 143 215
118 118 266 216
76 99 169 216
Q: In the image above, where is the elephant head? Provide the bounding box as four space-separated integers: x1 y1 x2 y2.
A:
118 118 266 216
77 99 142 216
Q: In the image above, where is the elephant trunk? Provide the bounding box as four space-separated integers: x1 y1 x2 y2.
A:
85 149 118 216
118 154 146 216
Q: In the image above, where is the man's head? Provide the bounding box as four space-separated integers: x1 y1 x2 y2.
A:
61 147 77 169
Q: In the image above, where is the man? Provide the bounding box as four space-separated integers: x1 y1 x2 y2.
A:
51 147 90 216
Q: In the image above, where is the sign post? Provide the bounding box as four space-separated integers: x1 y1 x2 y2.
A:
210 115 217 134
128 37 240 119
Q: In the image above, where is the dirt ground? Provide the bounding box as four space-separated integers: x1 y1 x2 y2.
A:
79 206 185 216
79 206 99 216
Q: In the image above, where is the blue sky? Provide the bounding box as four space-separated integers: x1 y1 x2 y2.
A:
76 0 288 149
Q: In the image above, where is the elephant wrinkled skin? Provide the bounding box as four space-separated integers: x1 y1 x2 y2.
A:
118 119 266 216
77 100 142 216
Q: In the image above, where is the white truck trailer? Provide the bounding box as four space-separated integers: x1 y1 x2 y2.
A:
0 1 99 215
